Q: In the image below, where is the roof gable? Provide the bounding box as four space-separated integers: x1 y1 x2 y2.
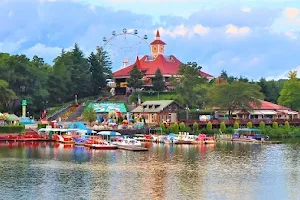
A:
131 100 183 113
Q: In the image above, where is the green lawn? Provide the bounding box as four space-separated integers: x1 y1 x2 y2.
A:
129 92 178 103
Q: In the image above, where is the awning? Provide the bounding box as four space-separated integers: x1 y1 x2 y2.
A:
260 110 277 115
288 111 299 115
250 110 264 115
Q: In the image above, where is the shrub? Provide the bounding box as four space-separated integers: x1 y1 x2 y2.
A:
173 122 179 134
234 121 239 129
184 126 192 133
160 122 166 133
179 122 185 131
193 122 198 133
259 121 265 130
220 121 226 133
272 121 278 129
206 121 212 132
0 125 25 134
247 121 253 129
284 121 290 130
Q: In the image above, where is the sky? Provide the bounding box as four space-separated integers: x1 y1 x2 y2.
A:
1 0 300 80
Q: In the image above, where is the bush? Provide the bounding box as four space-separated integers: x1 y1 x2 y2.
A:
184 126 192 133
173 122 179 134
38 123 47 129
247 121 252 129
234 121 239 129
259 121 265 130
193 122 198 133
220 121 226 133
272 122 278 129
0 125 25 134
160 122 166 134
179 122 185 131
206 121 212 132
285 121 290 130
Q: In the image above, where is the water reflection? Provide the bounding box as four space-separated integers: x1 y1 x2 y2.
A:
0 141 300 199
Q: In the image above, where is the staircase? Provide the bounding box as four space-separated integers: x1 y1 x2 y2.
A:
48 104 72 121
66 105 85 121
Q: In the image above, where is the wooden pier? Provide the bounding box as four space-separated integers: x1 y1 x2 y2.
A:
117 145 148 151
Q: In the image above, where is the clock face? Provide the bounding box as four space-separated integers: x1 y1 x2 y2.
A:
152 46 158 53
160 46 164 52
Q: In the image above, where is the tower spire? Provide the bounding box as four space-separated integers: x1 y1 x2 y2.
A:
156 30 160 39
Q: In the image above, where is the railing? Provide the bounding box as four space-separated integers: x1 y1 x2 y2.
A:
180 118 300 126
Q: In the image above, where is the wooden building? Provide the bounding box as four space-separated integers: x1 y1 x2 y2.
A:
130 100 184 125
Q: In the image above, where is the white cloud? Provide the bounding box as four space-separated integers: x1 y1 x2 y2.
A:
0 38 27 53
22 43 62 60
193 24 210 36
157 24 210 38
266 65 300 80
284 8 300 19
241 7 251 13
225 24 251 36
285 30 298 40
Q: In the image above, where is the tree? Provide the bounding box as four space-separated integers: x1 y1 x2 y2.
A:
179 122 185 131
0 80 16 110
247 121 252 128
278 71 300 110
96 46 112 79
206 121 212 132
127 64 144 91
88 52 107 95
172 62 208 108
193 122 198 133
272 121 278 129
83 107 97 126
173 122 179 134
259 121 265 130
234 121 239 129
152 68 165 91
220 121 226 133
209 82 264 118
284 121 290 130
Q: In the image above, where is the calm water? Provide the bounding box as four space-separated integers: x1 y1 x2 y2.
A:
1 140 300 200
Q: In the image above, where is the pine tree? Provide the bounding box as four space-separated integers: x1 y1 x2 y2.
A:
69 44 92 98
127 64 144 91
88 52 107 95
152 68 165 91
96 47 112 79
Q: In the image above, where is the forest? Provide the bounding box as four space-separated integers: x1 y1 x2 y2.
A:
0 43 298 118
0 44 112 117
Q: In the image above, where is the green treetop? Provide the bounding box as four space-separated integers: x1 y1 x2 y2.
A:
127 64 144 91
152 68 165 91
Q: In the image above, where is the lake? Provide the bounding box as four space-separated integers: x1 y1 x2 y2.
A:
0 140 300 200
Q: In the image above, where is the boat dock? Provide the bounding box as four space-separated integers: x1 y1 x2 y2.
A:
117 145 148 151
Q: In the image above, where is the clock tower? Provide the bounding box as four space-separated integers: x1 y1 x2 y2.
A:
150 30 166 59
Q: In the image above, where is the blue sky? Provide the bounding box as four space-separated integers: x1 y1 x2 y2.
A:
1 0 300 80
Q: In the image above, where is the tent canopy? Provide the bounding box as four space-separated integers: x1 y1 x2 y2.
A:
4 114 19 121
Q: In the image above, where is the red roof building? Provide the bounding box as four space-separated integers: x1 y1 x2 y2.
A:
113 30 213 94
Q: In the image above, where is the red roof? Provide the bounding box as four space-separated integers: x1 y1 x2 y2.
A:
150 40 166 45
251 100 290 110
113 55 213 78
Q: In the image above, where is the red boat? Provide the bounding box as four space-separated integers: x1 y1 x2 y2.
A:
85 138 117 150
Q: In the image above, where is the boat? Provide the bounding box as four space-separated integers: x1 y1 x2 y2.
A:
232 128 265 142
112 137 142 147
72 129 98 146
38 128 74 144
88 139 117 150
174 132 195 144
194 134 216 144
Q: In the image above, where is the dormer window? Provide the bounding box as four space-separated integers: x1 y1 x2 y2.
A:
155 105 159 109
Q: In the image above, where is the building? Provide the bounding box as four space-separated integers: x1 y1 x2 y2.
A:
130 100 184 124
215 100 299 120
113 30 214 95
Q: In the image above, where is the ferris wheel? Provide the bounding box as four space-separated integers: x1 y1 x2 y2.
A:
101 28 151 68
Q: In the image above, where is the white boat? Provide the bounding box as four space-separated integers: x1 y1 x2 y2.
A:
113 137 142 147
